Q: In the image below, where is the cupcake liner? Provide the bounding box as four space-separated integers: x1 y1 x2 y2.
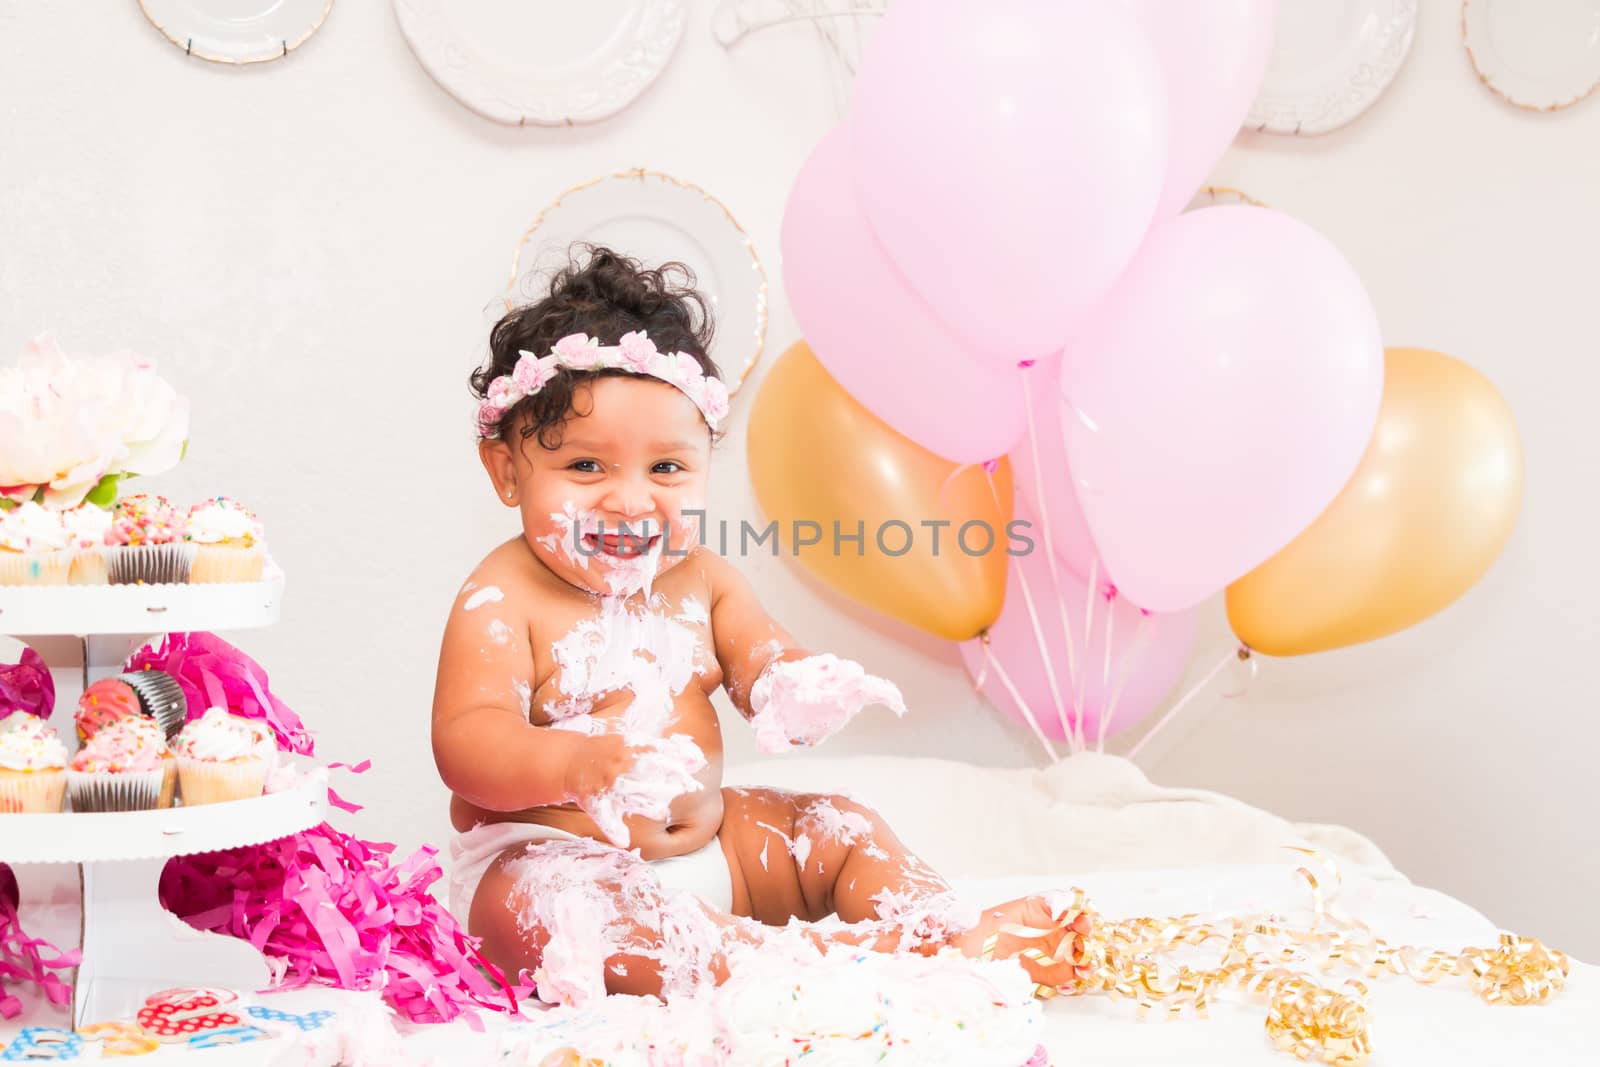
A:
69 548 108 585
189 543 265 584
120 670 189 741
160 758 177 808
104 543 195 586
0 769 67 813
0 550 72 586
67 768 164 812
176 756 266 806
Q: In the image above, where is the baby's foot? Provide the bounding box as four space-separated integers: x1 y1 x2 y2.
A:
950 895 1092 993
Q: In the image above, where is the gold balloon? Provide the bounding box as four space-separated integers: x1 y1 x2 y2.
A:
1227 347 1523 657
746 341 1013 641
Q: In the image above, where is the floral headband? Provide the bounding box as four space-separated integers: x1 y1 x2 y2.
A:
476 330 729 438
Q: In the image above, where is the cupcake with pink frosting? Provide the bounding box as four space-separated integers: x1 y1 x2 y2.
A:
68 716 174 812
60 502 113 584
185 496 265 583
104 493 194 585
172 706 268 805
0 712 69 812
0 501 71 585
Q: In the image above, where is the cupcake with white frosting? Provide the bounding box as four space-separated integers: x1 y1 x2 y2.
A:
0 711 69 812
60 502 113 584
172 706 268 805
0 501 71 585
185 496 265 583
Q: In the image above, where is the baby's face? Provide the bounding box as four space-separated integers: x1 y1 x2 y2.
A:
502 376 712 597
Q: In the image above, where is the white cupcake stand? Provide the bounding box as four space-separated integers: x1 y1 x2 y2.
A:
0 577 328 1027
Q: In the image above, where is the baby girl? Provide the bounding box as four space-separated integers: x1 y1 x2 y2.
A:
432 248 1082 1008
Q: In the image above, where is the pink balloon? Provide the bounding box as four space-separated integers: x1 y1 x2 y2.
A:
849 0 1167 366
1123 0 1278 220
960 518 1197 745
1008 361 1101 585
1062 206 1384 613
781 126 1027 464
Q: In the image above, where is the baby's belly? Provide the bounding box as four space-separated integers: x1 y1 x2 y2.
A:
450 691 726 862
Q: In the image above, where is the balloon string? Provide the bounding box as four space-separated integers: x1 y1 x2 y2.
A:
1017 367 1084 742
1075 556 1100 752
977 633 1060 764
936 462 975 515
985 467 1077 752
1097 611 1154 753
1126 646 1243 761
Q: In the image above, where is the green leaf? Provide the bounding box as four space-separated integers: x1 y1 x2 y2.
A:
84 474 124 509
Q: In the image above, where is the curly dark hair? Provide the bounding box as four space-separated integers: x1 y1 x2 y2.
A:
472 245 720 450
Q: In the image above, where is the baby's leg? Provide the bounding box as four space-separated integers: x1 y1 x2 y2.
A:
720 786 1087 987
469 837 755 1007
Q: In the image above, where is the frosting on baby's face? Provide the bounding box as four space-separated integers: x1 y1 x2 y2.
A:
490 376 712 598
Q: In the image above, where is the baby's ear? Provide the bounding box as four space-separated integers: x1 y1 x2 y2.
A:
478 439 519 506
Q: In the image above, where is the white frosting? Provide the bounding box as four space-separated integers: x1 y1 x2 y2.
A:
0 711 69 770
173 706 262 761
185 499 262 544
748 653 908 754
0 500 68 552
60 503 113 549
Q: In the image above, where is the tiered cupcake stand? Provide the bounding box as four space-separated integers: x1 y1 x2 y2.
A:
0 577 327 1027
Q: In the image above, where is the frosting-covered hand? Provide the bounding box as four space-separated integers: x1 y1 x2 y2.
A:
566 732 708 848
747 653 907 755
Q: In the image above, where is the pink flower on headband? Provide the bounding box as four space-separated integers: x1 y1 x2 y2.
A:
668 352 700 382
512 350 556 393
486 376 518 408
617 331 657 372
476 400 502 436
553 333 600 369
703 378 730 422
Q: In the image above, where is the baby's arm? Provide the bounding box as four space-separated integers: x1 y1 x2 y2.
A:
705 552 906 753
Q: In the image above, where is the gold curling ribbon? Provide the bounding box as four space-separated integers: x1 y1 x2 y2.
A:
970 852 1569 1066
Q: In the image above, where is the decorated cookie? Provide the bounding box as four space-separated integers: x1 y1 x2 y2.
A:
0 1027 83 1060
245 1006 335 1032
76 1022 158 1057
186 1026 272 1049
135 987 242 1042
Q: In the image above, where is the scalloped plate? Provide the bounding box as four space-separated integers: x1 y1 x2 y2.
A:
393 0 687 126
506 170 769 395
1245 0 1417 135
1464 0 1600 112
139 0 333 64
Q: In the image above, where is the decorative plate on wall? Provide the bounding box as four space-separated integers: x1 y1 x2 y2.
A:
393 0 687 126
1244 0 1417 135
507 170 768 395
1185 186 1269 211
1463 0 1600 112
138 0 334 64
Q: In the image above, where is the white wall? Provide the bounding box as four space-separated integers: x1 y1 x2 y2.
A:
2 3 1594 958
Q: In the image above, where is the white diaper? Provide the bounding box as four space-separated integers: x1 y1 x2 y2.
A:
448 821 734 923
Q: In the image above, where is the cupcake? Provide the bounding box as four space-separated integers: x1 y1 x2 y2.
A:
75 671 188 744
184 497 265 583
67 717 173 812
0 712 69 813
0 501 71 585
172 707 267 805
60 502 113 585
104 493 193 585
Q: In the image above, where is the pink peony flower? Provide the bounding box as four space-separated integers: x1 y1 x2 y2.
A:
486 376 518 408
669 352 701 383
617 330 658 372
702 378 730 423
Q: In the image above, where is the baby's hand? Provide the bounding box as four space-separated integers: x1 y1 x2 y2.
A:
565 733 708 848
748 654 907 755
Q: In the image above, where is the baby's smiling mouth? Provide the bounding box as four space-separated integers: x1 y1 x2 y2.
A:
581 531 662 558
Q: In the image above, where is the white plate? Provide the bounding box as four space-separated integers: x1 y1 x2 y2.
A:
139 0 333 64
393 0 687 126
1463 0 1600 112
1245 0 1417 135
507 169 769 394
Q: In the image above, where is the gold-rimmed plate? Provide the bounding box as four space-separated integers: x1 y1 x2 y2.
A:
138 0 333 64
1185 186 1269 211
1245 0 1417 135
1463 0 1600 112
507 170 769 396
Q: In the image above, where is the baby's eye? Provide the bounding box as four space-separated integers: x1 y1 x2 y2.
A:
568 459 602 474
652 461 684 475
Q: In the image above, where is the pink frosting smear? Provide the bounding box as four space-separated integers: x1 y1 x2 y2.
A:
748 653 908 754
580 733 708 849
